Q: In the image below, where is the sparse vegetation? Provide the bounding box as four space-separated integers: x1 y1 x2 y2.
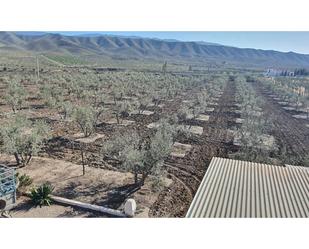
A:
1 32 308 218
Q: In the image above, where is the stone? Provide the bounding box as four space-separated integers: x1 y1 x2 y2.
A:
105 118 135 126
178 125 203 135
187 114 209 121
278 101 288 106
283 106 296 111
148 103 164 108
205 107 215 112
75 133 105 144
131 110 154 115
292 114 309 120
235 118 244 124
195 114 209 121
124 199 137 217
170 142 192 158
147 122 160 129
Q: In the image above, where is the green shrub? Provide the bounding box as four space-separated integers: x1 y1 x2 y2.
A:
30 183 54 207
16 173 33 193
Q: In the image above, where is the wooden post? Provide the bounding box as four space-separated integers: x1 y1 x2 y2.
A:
81 144 86 176
36 56 40 83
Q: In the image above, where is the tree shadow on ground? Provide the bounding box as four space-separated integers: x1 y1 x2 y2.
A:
54 182 140 210
97 183 140 209
29 104 45 110
42 136 71 156
29 116 56 125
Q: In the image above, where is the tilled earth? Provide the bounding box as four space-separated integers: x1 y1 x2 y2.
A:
252 82 309 165
149 81 239 217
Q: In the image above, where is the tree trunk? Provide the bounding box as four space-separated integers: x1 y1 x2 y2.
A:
26 154 32 165
14 153 20 165
140 172 148 186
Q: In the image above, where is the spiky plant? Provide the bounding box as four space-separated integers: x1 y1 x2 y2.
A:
29 183 54 207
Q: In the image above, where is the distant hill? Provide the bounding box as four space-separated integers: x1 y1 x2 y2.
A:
0 31 309 68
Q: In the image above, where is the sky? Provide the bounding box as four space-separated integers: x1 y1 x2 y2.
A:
56 32 309 55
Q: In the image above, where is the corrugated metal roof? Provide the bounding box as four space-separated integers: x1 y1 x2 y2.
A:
186 157 309 218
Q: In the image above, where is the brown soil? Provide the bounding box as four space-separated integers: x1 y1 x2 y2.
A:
252 82 309 165
149 80 239 217
1 155 171 217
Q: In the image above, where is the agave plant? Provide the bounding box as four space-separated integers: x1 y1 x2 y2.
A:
29 183 54 207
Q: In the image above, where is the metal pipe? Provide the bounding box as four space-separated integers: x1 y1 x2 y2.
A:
50 195 127 217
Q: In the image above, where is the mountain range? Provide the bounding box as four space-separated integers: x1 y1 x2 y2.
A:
0 31 309 68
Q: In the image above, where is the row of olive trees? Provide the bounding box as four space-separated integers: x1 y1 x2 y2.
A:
231 76 277 163
261 76 308 113
35 70 214 132
176 74 228 128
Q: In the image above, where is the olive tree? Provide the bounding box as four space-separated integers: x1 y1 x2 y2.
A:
110 83 128 104
72 105 103 137
151 90 163 107
177 104 191 122
102 131 141 183
39 83 64 109
102 121 175 186
139 121 174 185
5 78 27 113
136 95 152 114
59 100 74 120
114 100 135 124
0 115 50 167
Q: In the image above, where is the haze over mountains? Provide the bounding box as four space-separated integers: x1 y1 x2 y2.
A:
1 31 309 68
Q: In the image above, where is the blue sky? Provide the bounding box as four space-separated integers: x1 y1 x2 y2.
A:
57 31 309 54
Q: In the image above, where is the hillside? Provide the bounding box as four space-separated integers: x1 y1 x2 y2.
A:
0 31 309 68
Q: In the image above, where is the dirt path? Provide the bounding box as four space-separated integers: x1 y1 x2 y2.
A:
40 54 65 67
252 82 309 165
149 80 238 217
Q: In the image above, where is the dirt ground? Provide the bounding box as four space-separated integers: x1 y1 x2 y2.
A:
149 80 239 217
1 155 172 218
10 196 107 218
252 82 309 164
